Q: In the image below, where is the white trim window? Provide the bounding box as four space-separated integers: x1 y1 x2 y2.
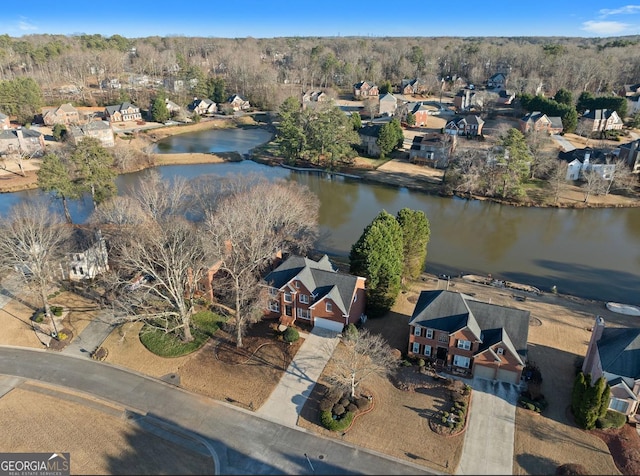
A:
325 301 333 313
423 345 431 357
269 287 278 296
299 294 309 304
426 328 433 339
412 342 420 354
284 292 292 303
294 280 300 289
609 398 628 413
414 326 421 336
453 355 470 369
297 308 310 319
268 300 280 312
457 339 471 351
438 333 449 344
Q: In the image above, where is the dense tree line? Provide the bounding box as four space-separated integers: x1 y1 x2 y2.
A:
1 33 639 116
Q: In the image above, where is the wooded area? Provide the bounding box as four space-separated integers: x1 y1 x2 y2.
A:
1 33 639 112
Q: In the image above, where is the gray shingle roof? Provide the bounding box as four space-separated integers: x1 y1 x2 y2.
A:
105 102 138 114
0 128 42 140
597 327 640 379
409 290 530 357
263 255 360 316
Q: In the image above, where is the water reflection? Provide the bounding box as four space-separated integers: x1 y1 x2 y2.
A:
152 127 273 155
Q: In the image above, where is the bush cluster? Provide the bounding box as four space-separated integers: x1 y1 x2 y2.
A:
596 410 626 429
518 394 548 413
318 387 371 432
282 326 300 343
51 306 63 316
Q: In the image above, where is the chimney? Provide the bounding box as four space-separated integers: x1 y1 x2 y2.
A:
582 315 605 375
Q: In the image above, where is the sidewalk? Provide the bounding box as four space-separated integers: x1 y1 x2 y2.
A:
61 309 117 358
256 327 340 427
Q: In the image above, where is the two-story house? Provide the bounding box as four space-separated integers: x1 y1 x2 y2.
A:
358 123 383 157
409 133 455 168
580 109 624 133
617 139 640 174
42 103 80 126
561 148 615 181
487 72 507 89
445 115 484 136
68 121 115 148
226 94 250 112
519 111 563 134
302 90 329 109
353 81 379 99
582 316 640 422
60 228 109 281
378 93 398 116
0 128 46 156
104 102 142 123
263 254 366 333
408 290 530 384
400 78 429 96
189 98 217 116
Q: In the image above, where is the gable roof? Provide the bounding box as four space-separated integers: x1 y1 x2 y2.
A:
476 327 525 366
582 109 621 121
597 327 640 379
409 290 529 356
379 93 396 102
359 124 382 138
264 255 362 317
0 128 43 141
105 102 138 114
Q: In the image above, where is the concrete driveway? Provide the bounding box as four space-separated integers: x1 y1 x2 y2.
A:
456 377 519 475
551 134 576 152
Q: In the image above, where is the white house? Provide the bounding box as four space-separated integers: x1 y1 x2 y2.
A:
565 150 615 181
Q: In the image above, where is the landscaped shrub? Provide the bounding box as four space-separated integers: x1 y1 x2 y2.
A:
34 312 44 323
343 323 358 341
596 410 626 429
51 306 63 316
347 403 358 413
282 326 300 343
320 410 354 432
339 397 350 407
326 387 344 404
418 358 425 367
332 404 346 416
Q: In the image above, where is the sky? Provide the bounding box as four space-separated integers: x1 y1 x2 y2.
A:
2 1 640 39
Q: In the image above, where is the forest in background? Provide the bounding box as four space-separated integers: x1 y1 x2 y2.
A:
1 33 640 115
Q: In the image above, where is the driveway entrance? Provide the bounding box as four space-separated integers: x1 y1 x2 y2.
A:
456 377 519 475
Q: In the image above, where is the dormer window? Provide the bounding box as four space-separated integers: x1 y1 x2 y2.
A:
284 292 292 303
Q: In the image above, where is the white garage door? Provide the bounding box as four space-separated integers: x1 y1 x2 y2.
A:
314 317 344 333
473 365 496 381
496 368 520 385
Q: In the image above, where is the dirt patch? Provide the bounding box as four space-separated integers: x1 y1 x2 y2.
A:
592 424 640 475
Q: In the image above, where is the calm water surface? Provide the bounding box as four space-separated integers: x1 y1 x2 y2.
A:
2 127 639 305
153 127 273 155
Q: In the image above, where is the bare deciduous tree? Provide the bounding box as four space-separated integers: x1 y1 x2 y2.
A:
581 169 607 203
325 329 399 399
548 160 568 205
203 177 319 348
0 201 71 326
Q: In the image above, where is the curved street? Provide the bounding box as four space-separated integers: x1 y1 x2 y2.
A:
0 346 436 475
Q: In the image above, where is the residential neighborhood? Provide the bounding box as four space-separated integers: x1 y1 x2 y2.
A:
1 22 640 476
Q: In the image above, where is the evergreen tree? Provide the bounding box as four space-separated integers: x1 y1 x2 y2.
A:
572 372 611 430
554 88 573 106
396 208 431 281
37 152 81 224
351 112 362 130
276 96 305 162
376 119 404 158
498 128 532 199
406 112 416 127
0 77 43 124
151 93 170 123
349 210 404 317
71 137 117 209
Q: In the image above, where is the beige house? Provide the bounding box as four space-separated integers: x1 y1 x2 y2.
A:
580 109 624 133
519 111 563 134
582 316 640 422
104 102 141 123
378 93 398 116
61 228 110 282
0 128 46 156
226 94 250 112
42 103 80 126
68 121 115 148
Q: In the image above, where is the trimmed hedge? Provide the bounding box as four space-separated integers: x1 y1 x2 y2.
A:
596 410 626 429
320 410 355 432
283 326 300 343
518 395 548 413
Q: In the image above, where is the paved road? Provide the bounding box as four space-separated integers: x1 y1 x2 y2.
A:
456 377 519 475
0 347 436 475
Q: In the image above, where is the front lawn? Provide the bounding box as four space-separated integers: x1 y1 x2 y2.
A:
139 310 226 358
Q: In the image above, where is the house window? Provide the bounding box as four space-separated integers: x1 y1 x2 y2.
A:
438 333 449 344
496 347 504 355
453 355 470 369
457 340 471 351
284 292 292 303
269 287 278 296
412 342 420 354
268 300 280 313
297 308 310 319
79 267 84 275
285 305 292 317
72 266 77 275
609 398 628 413
299 294 309 304
326 302 333 313
414 326 421 336
423 345 431 357
294 280 299 289
426 329 433 339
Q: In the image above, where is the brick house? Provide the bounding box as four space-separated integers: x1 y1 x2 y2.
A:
104 102 142 123
409 133 455 168
408 290 529 384
580 109 624 133
42 103 80 126
582 316 640 421
263 254 367 332
353 81 379 98
519 111 563 134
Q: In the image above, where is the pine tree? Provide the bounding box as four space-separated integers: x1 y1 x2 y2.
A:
350 210 404 317
151 93 170 123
